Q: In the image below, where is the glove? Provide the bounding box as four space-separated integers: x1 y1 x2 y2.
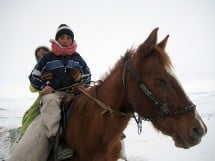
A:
41 71 53 81
70 68 81 82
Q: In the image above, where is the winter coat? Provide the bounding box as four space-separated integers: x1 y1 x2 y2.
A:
29 52 91 91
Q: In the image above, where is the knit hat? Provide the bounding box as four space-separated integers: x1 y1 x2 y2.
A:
55 24 74 41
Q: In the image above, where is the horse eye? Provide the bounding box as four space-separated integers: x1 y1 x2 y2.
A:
154 78 167 86
159 79 166 84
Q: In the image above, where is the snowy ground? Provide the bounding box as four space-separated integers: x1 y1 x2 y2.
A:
0 91 214 161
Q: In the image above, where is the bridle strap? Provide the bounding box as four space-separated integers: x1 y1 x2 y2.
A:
124 60 162 106
123 59 196 120
122 59 143 134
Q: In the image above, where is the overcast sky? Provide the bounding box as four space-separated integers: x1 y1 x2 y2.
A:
0 0 214 98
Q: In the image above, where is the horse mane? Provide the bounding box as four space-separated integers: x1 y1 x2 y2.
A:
100 48 133 82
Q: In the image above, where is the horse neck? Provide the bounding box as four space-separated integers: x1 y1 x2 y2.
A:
97 69 126 111
94 67 131 129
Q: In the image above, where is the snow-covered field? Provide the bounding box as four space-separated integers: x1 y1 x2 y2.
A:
0 91 214 161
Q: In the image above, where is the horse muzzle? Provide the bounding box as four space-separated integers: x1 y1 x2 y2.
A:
175 116 207 149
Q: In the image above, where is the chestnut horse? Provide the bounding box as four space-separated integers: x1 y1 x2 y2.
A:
55 28 207 161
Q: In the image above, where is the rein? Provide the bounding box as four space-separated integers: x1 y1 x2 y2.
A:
56 82 130 117
123 59 196 121
76 85 133 118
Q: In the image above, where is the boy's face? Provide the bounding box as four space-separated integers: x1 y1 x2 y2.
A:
57 34 73 47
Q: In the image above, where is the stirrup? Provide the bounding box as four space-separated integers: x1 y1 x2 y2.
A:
56 144 74 161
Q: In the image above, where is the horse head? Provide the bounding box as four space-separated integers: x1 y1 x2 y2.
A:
123 28 207 148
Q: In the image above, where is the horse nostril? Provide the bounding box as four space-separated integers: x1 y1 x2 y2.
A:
192 127 203 138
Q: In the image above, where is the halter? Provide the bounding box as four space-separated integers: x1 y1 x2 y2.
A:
122 59 196 122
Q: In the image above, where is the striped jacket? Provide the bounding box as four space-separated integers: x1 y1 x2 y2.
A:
29 52 91 91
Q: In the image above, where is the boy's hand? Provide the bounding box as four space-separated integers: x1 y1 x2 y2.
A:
41 85 54 95
70 68 81 82
42 71 53 81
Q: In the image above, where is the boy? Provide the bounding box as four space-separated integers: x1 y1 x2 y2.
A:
9 24 91 161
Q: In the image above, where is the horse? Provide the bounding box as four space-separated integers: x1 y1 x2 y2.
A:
52 28 207 161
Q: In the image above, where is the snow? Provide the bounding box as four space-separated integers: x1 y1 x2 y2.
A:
0 91 214 161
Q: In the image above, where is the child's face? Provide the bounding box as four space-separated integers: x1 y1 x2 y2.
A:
57 34 73 47
36 49 47 59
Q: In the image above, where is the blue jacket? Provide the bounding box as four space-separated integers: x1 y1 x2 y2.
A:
29 52 91 91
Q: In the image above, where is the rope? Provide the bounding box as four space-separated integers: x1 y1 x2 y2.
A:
76 86 133 118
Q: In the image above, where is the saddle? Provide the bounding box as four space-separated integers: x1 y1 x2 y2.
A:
60 85 83 129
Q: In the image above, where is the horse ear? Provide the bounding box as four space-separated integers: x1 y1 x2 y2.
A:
158 35 169 49
137 27 159 57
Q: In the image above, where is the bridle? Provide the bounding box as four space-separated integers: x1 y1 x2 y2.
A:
70 58 196 134
122 59 196 122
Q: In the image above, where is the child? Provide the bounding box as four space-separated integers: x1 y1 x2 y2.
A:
9 24 91 161
20 46 50 135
